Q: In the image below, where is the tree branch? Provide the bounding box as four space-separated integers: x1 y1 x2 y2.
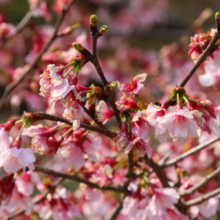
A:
180 166 220 197
185 187 220 207
0 0 78 111
163 137 220 167
143 154 169 188
35 166 130 194
34 112 117 138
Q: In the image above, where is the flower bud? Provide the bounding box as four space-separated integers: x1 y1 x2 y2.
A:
110 81 118 88
90 14 97 27
215 12 220 31
99 25 108 35
72 42 84 52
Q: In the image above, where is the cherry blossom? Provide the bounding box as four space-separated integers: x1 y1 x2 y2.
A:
159 107 200 143
96 100 114 124
0 138 36 173
118 73 147 97
15 171 40 196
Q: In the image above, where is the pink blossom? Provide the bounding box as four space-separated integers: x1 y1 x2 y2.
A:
159 107 199 143
125 137 152 157
50 77 74 101
198 61 220 87
0 22 15 39
0 138 36 173
116 96 138 112
15 171 40 196
140 188 180 220
115 123 129 152
0 125 11 152
209 106 220 136
39 64 60 97
22 124 57 154
35 187 81 220
131 110 149 140
118 73 147 96
63 100 84 130
96 100 114 124
59 131 101 170
3 187 33 214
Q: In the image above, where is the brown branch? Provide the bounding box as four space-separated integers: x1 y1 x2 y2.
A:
3 178 63 220
185 187 220 207
34 112 117 138
180 31 220 87
89 33 122 128
0 0 77 111
107 195 126 220
35 166 130 194
180 166 220 197
94 59 122 129
143 154 169 188
163 137 220 167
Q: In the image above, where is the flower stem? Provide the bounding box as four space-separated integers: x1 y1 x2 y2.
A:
64 66 74 78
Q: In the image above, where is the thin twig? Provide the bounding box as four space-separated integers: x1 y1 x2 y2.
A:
180 166 220 197
163 137 220 167
35 166 130 194
34 112 117 138
3 178 63 220
0 0 77 111
0 9 33 49
185 187 220 207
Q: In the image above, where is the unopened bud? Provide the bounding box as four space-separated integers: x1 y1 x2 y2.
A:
110 81 118 88
90 14 98 27
99 25 108 35
215 12 220 31
215 12 220 20
72 42 84 52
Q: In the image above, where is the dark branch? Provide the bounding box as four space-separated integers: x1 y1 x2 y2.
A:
34 112 117 138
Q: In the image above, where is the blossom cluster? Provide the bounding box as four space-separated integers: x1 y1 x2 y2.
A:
1 1 220 220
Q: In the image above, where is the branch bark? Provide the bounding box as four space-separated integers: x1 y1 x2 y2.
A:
34 112 117 138
185 187 220 207
163 137 220 167
180 166 220 197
